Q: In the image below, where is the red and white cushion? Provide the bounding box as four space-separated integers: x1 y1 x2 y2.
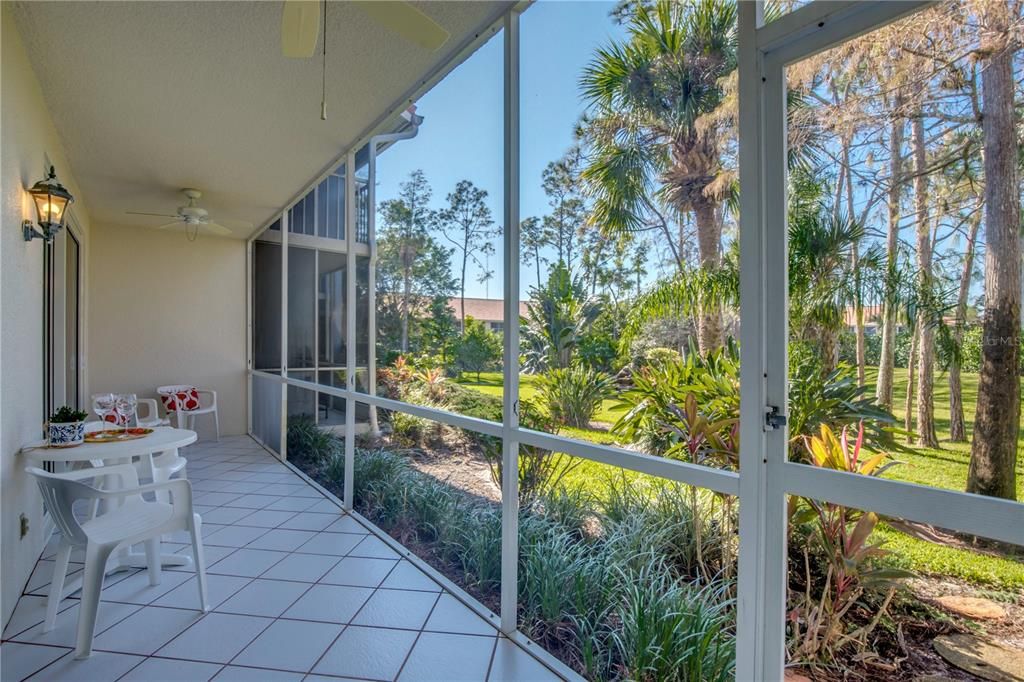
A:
158 385 201 412
102 410 131 426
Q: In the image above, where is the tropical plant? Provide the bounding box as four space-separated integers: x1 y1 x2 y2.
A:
788 423 912 664
581 0 738 353
787 357 898 459
481 400 581 503
619 261 740 353
801 422 900 479
612 341 740 457
521 263 599 372
536 366 614 429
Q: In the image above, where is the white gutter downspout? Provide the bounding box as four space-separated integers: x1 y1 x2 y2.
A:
366 110 422 435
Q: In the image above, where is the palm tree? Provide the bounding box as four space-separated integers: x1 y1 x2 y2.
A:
580 0 737 353
521 263 599 373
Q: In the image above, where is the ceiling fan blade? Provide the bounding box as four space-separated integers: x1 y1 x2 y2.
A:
211 217 254 229
282 0 320 58
127 211 179 219
157 221 186 230
356 1 449 51
202 222 233 236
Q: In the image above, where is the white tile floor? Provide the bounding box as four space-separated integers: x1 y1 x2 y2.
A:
1 435 566 682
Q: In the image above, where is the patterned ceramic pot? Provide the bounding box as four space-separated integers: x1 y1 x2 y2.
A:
48 421 85 448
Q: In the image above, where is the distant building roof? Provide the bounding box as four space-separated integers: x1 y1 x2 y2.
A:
448 297 529 322
843 304 884 327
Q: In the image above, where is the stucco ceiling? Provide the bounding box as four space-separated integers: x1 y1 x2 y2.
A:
10 1 509 238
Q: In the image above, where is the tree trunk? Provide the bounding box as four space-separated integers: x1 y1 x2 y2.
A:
820 326 839 375
877 98 905 409
842 136 866 386
399 242 416 353
693 200 723 354
969 4 1020 501
912 114 938 448
905 322 918 445
400 270 411 353
534 246 542 291
949 214 980 443
459 246 468 336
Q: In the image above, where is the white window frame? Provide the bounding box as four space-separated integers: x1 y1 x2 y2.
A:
247 2 1024 678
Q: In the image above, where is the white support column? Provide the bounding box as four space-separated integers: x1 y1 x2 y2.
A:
344 151 357 511
499 8 521 636
366 153 380 435
246 238 253 436
736 1 788 678
280 211 289 460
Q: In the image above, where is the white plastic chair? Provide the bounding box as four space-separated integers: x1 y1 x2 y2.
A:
157 385 219 441
135 398 165 427
27 464 209 659
148 449 188 505
82 422 187 506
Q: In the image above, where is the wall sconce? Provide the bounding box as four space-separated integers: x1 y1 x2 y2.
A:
23 166 74 242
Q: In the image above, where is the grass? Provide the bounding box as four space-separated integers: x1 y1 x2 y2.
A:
457 366 1024 589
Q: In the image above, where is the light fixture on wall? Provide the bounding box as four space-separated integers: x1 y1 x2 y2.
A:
23 166 74 242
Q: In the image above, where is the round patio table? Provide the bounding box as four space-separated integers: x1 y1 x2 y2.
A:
22 426 198 579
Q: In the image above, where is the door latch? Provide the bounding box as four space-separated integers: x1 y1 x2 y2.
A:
764 405 787 431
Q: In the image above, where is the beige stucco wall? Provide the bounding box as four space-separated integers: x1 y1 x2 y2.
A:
1 6 92 628
87 223 247 438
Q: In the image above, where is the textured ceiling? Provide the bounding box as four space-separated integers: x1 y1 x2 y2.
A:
10 1 508 238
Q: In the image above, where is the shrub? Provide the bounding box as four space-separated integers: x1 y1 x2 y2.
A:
306 444 737 681
642 346 683 368
441 381 502 422
455 317 502 381
536 365 614 428
959 324 1024 374
286 415 340 465
787 360 897 458
613 565 735 682
787 424 913 665
613 342 739 459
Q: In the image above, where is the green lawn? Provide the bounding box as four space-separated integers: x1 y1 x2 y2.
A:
457 367 1024 588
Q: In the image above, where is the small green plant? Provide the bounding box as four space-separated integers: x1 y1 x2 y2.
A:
788 423 913 665
286 415 339 464
536 365 614 429
50 406 88 423
454 317 502 381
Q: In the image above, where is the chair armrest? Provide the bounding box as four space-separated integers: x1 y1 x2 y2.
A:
137 399 159 422
100 478 193 508
48 463 140 488
196 389 217 409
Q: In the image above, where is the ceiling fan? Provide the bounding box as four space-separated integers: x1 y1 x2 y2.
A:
126 189 248 240
282 1 449 120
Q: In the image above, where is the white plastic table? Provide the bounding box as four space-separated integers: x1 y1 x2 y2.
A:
22 427 198 583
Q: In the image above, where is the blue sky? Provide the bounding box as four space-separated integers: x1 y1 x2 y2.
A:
376 1 625 299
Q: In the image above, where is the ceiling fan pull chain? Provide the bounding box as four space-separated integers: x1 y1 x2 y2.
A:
320 0 327 121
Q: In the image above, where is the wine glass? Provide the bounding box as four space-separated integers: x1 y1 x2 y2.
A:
115 393 137 430
92 393 117 431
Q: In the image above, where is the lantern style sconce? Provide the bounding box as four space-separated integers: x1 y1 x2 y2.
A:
23 166 74 242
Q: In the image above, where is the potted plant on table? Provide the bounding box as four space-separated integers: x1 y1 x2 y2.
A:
47 406 89 448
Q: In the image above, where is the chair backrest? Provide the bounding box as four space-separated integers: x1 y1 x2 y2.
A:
157 385 201 413
26 467 98 546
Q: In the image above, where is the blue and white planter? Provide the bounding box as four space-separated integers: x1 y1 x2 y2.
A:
48 421 85 448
